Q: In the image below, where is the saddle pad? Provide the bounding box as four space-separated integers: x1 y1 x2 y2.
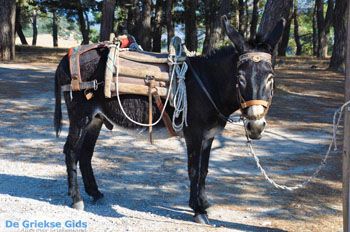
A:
68 42 111 89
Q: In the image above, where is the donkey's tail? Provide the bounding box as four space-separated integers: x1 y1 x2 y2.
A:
54 67 62 138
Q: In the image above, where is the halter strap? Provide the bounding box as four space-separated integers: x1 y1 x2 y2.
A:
237 52 272 67
241 100 269 109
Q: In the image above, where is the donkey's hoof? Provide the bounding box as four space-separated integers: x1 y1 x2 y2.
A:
92 193 104 204
72 201 84 210
194 214 210 225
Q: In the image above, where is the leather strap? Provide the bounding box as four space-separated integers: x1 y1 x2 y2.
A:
241 100 269 109
71 79 81 91
154 94 177 137
68 42 112 93
61 80 99 92
237 52 272 67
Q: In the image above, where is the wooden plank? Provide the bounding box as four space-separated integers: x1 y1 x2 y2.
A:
119 50 169 63
104 46 116 98
117 76 167 87
110 82 168 97
119 57 170 82
344 6 350 232
119 50 187 64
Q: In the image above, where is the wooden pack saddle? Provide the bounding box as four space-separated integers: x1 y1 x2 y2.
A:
63 35 187 138
65 35 185 100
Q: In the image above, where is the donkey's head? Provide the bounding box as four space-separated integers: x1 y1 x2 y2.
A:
222 16 285 139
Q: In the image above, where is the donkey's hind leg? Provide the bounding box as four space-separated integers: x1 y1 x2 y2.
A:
78 116 104 203
64 124 84 210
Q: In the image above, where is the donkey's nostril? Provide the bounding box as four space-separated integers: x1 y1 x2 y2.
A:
247 122 252 131
263 121 266 127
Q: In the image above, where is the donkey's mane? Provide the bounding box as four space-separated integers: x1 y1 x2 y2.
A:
202 46 237 60
246 34 272 52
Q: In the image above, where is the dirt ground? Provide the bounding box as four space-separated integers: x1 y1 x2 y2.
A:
0 52 345 231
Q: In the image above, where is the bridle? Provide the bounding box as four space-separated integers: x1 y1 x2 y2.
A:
186 51 274 123
236 52 273 120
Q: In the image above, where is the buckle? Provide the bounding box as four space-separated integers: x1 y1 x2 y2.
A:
93 80 98 91
252 55 261 62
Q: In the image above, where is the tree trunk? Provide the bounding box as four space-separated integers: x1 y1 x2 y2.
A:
244 0 250 38
293 1 302 55
323 0 334 57
52 10 58 47
232 1 239 29
84 11 90 37
0 0 16 61
32 9 38 46
312 5 318 56
202 0 231 54
315 0 324 56
238 0 245 35
184 0 198 52
126 6 134 34
100 0 116 42
15 5 28 45
152 0 163 52
258 0 293 37
259 0 293 60
250 0 260 40
140 0 152 51
202 1 211 54
342 5 350 231
277 16 291 56
77 5 89 45
166 0 174 50
329 0 348 71
202 0 221 54
127 0 142 42
316 0 334 58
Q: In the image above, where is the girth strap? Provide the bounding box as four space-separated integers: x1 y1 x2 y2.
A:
61 80 99 92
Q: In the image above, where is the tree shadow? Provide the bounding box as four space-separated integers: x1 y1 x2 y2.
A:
0 63 343 230
0 174 123 218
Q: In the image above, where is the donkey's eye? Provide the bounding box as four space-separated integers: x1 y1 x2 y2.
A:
239 75 246 87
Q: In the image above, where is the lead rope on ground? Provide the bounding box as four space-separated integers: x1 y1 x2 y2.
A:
243 100 350 191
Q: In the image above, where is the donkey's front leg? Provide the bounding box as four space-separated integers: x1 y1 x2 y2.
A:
185 130 214 224
64 124 85 210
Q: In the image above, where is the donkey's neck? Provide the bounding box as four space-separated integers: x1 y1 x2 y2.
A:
188 47 240 117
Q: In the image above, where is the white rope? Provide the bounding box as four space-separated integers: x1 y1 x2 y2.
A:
113 43 179 127
172 62 188 131
245 100 350 191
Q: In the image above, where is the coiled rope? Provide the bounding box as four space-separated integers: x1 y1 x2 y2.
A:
112 43 188 131
171 61 188 132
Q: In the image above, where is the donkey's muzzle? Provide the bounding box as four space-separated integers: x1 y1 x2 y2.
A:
245 118 266 140
243 105 267 139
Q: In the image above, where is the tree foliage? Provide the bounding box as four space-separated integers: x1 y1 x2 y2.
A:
2 0 348 69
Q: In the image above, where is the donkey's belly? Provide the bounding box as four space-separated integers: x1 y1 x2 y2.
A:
93 108 177 140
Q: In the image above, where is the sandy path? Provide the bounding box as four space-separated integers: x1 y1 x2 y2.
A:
0 61 343 231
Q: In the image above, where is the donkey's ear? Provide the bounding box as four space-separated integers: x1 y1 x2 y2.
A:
264 18 286 50
221 15 245 53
